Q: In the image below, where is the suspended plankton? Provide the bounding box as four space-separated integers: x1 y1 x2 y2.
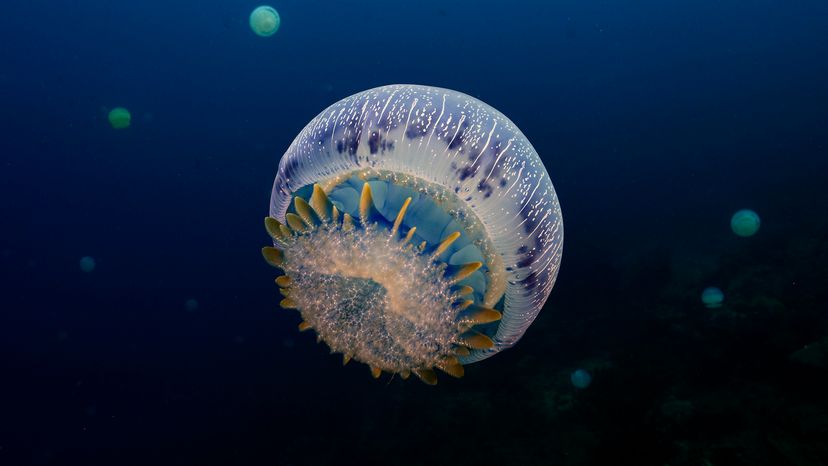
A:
262 85 563 385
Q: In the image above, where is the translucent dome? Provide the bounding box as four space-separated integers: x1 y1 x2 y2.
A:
108 107 130 129
268 85 563 365
249 6 280 37
731 209 760 237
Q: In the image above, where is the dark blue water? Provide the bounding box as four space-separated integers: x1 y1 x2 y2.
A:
2 1 827 465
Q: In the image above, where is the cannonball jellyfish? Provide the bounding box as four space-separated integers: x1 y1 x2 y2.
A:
701 286 724 308
570 369 592 389
79 256 96 273
730 209 760 237
262 85 563 385
249 6 280 37
107 107 131 129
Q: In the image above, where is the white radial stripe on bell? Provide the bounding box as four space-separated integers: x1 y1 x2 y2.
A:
424 94 446 154
269 85 563 363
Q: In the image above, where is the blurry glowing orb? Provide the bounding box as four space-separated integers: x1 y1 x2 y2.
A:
730 209 760 237
108 107 131 129
79 256 96 273
185 299 199 312
570 369 592 389
249 6 280 37
701 286 724 308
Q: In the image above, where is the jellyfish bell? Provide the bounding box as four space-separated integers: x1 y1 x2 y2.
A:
701 286 724 308
570 369 592 389
185 298 199 312
262 85 563 385
731 209 760 237
107 107 131 129
79 256 96 273
249 6 280 37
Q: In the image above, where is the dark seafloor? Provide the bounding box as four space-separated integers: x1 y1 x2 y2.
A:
1 1 827 465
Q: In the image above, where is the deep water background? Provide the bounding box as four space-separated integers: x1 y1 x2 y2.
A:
2 1 828 465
